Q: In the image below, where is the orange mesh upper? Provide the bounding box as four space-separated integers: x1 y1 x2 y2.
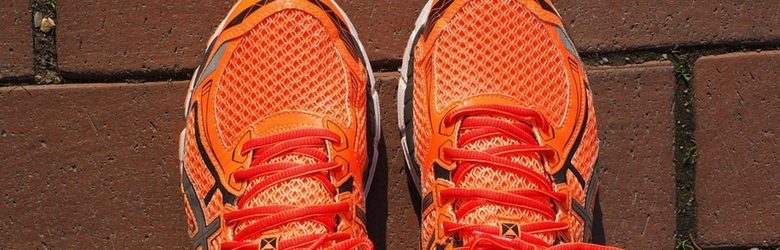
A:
572 92 598 182
414 43 433 184
569 92 598 236
185 115 216 200
184 113 222 222
421 209 438 248
571 217 585 242
208 231 222 250
182 1 372 248
432 0 569 126
212 9 351 241
416 0 580 246
183 192 198 237
216 9 350 148
568 171 586 205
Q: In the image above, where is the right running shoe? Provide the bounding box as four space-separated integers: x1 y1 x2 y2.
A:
398 0 619 249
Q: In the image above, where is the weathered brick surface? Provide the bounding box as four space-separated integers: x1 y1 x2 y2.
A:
0 82 190 249
0 65 677 248
56 0 780 78
557 1 780 53
55 0 423 79
367 73 421 249
361 0 780 55
339 1 424 63
0 76 423 249
56 1 235 79
588 63 677 249
694 52 780 248
0 0 33 81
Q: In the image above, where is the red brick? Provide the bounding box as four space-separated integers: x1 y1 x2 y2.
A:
694 51 780 248
351 0 780 56
55 1 423 79
0 82 189 249
557 1 780 53
0 0 33 80
0 75 424 249
57 0 780 77
56 1 235 78
588 62 677 249
368 72 420 249
340 1 425 63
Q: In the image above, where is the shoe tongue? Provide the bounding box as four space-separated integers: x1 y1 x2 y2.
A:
236 113 334 242
454 115 555 245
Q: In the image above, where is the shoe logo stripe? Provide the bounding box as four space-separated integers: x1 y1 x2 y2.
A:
191 103 237 205
182 168 221 250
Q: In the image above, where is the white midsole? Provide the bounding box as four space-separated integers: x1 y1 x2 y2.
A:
397 0 434 194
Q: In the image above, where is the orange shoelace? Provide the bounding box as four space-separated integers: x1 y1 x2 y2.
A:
439 104 619 250
221 129 372 250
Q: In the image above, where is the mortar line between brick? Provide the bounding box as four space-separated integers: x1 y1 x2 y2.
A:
582 44 780 67
31 0 62 85
375 44 779 72
669 50 699 246
10 41 780 86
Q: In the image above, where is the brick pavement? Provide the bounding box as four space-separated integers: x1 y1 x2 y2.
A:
0 0 33 81
1 1 779 249
694 51 780 248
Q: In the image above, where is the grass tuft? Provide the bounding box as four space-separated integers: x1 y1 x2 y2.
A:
674 236 701 250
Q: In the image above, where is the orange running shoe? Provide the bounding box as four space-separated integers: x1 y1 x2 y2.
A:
178 1 379 249
398 0 618 249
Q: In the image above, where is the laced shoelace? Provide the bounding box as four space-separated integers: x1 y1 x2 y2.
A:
221 128 373 250
438 104 619 250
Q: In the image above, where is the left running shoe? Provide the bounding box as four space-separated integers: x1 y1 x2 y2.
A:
178 1 379 249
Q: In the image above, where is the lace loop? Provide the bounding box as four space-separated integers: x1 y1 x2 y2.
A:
443 104 551 134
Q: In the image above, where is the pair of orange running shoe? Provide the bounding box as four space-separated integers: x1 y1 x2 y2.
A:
179 0 618 249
